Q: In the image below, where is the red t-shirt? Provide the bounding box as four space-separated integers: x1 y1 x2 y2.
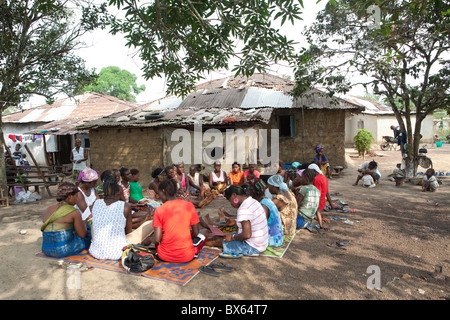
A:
152 199 200 263
243 170 260 178
313 173 329 211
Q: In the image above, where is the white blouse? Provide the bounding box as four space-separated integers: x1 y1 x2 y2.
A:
89 200 129 260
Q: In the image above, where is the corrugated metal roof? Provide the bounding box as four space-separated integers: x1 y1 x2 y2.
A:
4 92 139 135
240 87 293 109
77 106 274 130
75 73 364 131
337 94 394 114
140 95 184 111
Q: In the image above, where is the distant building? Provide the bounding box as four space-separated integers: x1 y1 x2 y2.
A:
342 95 434 146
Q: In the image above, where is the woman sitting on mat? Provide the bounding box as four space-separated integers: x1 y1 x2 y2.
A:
229 162 245 186
209 161 228 195
89 177 133 260
205 184 269 258
148 168 166 206
150 179 204 263
247 178 284 247
89 176 154 259
41 182 87 258
267 174 298 236
75 167 99 221
74 167 99 249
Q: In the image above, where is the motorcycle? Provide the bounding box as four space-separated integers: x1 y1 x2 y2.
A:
380 136 398 151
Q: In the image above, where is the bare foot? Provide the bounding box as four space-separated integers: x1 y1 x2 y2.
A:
218 207 225 221
204 213 216 226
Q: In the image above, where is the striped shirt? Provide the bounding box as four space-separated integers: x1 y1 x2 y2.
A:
236 197 269 252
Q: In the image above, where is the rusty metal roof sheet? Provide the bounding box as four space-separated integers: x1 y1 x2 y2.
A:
337 94 394 114
77 106 274 130
75 73 363 131
4 92 139 135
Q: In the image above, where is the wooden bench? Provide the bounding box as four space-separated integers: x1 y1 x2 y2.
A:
4 143 65 197
331 166 344 177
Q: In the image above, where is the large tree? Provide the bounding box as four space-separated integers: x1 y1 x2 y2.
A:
81 66 146 102
107 0 305 97
293 0 450 178
0 0 107 188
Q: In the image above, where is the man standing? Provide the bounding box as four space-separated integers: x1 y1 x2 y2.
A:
70 138 88 183
390 125 407 154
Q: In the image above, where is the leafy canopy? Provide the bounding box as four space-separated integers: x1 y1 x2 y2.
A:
293 0 450 170
0 0 108 110
82 66 146 102
107 0 305 97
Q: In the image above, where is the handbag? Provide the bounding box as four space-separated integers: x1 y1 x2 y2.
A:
121 244 156 273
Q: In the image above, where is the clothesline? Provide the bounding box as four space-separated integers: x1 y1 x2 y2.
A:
6 134 44 143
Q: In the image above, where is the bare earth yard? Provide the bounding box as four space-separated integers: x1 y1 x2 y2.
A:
0 145 448 302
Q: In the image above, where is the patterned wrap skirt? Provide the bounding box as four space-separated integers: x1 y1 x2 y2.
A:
42 227 86 258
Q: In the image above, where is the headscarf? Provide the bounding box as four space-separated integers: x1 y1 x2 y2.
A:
267 174 289 192
77 167 99 183
308 163 322 175
314 145 323 153
291 162 301 168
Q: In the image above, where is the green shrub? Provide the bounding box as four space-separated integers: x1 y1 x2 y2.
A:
353 129 374 158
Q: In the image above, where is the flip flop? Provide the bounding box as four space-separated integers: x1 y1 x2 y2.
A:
219 252 243 259
327 242 347 250
244 252 260 257
199 265 221 277
210 263 233 272
327 239 350 249
338 239 351 246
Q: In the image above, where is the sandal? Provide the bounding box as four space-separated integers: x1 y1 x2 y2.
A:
210 262 233 272
199 265 221 277
244 253 260 257
219 252 243 259
327 239 350 250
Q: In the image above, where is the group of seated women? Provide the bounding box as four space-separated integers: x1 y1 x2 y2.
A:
41 156 335 263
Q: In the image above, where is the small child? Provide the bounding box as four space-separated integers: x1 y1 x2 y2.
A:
295 169 328 231
422 168 439 192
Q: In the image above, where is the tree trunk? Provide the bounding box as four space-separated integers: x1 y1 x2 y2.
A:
403 119 424 180
0 114 7 192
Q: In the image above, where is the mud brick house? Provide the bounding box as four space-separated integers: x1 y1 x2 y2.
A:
77 74 363 184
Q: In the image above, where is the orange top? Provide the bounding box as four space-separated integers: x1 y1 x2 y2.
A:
229 171 244 185
152 199 200 263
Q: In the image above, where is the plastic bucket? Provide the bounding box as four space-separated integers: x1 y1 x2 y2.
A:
436 141 443 147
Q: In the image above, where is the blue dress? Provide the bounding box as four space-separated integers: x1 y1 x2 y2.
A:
261 198 284 247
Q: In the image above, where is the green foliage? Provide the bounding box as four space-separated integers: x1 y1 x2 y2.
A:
294 0 450 170
0 0 109 111
353 129 374 158
82 66 146 102
107 0 305 97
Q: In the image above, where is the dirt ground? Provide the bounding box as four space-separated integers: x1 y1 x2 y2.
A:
0 145 449 301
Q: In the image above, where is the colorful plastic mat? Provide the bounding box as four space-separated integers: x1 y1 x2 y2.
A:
36 247 221 286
